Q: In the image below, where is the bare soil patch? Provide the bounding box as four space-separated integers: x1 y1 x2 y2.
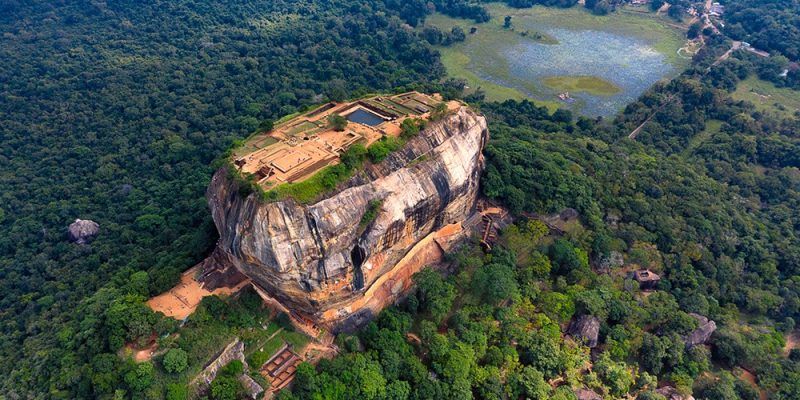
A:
147 266 250 320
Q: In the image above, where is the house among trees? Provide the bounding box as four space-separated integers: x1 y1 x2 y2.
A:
630 269 661 290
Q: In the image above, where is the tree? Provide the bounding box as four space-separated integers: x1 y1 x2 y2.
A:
430 102 448 121
450 26 466 43
400 118 422 139
329 114 348 131
124 362 154 393
688 22 702 39
471 263 519 304
166 384 189 400
259 119 274 132
504 16 513 29
592 0 610 16
513 366 549 399
385 380 411 400
639 333 668 375
162 348 188 374
210 376 242 400
595 352 635 397
422 26 444 45
413 268 456 324
340 144 367 169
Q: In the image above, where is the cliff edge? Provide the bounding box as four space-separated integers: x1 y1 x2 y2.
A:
203 105 488 330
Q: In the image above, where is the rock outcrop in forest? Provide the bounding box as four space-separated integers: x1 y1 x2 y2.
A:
203 106 488 330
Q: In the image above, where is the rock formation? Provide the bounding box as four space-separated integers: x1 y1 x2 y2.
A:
68 219 99 244
567 315 600 348
192 338 246 388
656 386 696 400
574 388 603 400
684 313 716 348
204 106 488 330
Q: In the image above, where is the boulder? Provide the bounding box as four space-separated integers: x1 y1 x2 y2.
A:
574 388 602 400
684 313 716 348
656 386 695 400
598 250 624 271
68 219 99 244
568 315 600 348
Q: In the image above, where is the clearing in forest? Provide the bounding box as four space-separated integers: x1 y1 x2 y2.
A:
146 266 250 320
732 76 800 120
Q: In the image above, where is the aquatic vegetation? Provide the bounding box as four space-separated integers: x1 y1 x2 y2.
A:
543 76 621 96
430 5 689 116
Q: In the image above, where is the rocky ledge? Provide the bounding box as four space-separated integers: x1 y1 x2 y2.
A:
203 106 488 330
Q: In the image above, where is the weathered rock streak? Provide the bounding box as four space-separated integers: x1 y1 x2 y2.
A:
206 106 488 327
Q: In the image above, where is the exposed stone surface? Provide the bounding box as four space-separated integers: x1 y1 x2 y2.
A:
574 388 603 400
192 338 246 388
568 315 601 348
238 374 264 399
205 106 488 329
656 386 696 400
684 313 717 348
598 250 624 271
67 219 99 244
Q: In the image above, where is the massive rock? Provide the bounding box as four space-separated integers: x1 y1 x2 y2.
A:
567 315 601 348
684 313 717 348
68 219 99 244
204 106 488 330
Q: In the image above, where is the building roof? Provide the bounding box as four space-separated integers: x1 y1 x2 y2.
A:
632 269 660 282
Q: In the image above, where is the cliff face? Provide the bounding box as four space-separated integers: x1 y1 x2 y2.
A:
205 106 488 328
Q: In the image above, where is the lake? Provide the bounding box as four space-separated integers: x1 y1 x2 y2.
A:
430 6 690 116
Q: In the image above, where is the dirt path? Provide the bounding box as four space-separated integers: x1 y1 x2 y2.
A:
739 369 767 400
628 94 675 139
710 41 742 68
783 331 800 357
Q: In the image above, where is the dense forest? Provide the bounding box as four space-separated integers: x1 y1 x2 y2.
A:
722 0 800 60
278 32 800 399
2 0 800 399
0 0 450 396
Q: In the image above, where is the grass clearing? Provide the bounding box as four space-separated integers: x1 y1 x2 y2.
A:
683 119 723 158
732 76 800 120
543 75 621 96
267 164 352 204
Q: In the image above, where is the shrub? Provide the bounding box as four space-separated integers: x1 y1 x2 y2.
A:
367 137 402 163
341 143 367 169
210 375 243 400
359 200 382 228
400 118 423 139
166 384 189 400
328 114 348 131
162 348 188 374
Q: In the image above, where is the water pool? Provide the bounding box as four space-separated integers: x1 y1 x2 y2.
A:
346 108 385 126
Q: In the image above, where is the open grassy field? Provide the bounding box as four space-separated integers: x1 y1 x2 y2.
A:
425 4 690 114
543 75 621 96
732 76 800 120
